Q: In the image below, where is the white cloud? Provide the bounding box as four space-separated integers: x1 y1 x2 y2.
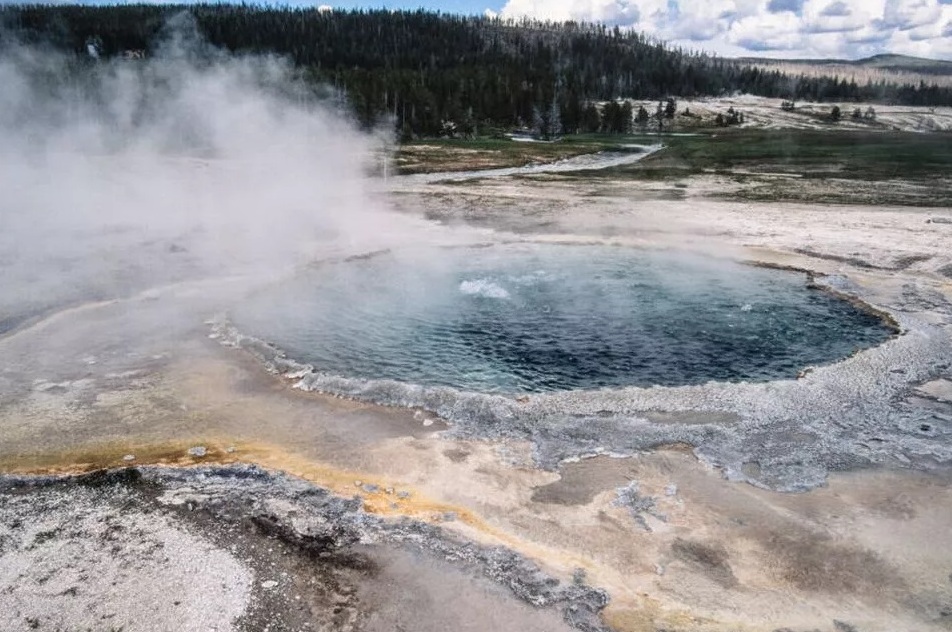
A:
497 0 645 24
801 0 874 33
728 9 804 51
496 0 952 59
882 0 942 30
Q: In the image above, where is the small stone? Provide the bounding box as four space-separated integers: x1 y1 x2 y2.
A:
361 484 379 493
571 568 587 585
187 446 207 457
384 487 394 495
422 418 434 427
354 480 363 488
397 491 411 499
225 446 237 454
122 455 136 462
261 580 278 589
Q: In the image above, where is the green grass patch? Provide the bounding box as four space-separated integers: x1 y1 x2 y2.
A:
623 128 952 181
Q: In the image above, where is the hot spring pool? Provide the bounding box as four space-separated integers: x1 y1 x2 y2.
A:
231 243 894 394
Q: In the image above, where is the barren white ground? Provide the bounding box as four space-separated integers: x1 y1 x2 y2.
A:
1 145 951 632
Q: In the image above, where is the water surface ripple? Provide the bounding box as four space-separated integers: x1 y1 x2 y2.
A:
231 244 892 394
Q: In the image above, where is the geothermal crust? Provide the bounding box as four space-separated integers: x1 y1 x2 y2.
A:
0 465 604 632
215 264 952 493
1 157 952 631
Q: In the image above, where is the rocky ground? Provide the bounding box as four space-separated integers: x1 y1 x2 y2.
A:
1 144 952 631
0 465 604 632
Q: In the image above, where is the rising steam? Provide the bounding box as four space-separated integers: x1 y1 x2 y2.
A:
0 15 408 330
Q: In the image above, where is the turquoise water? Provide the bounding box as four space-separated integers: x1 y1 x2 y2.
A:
231 244 893 394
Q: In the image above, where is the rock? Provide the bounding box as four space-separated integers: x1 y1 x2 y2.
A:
187 446 207 458
123 455 136 462
571 568 586 585
361 484 379 493
4 464 611 632
613 481 660 531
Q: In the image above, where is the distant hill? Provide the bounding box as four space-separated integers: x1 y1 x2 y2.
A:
739 54 952 76
851 54 952 75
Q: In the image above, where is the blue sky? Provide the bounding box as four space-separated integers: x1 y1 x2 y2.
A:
7 0 952 60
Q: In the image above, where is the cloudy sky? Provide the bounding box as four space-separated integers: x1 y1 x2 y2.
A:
488 0 952 60
315 0 952 60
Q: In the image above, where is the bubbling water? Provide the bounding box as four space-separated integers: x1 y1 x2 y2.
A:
231 243 893 394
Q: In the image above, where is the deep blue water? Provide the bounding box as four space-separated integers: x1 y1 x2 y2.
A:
231 244 893 394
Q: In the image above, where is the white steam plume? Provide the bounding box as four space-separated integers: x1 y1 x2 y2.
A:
0 15 411 330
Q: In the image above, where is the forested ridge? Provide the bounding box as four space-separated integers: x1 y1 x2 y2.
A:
3 4 951 136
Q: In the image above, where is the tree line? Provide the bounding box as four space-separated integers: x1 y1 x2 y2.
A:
2 4 951 137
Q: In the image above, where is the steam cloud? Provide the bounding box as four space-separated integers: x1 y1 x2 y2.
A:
0 16 409 331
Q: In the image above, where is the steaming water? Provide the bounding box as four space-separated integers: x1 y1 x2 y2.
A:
231 243 893 394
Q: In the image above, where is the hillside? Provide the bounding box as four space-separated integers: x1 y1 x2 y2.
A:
738 53 952 94
740 54 952 75
855 54 952 74
2 5 951 136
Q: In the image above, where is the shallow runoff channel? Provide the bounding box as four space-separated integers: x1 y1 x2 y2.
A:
396 144 664 185
217 240 952 493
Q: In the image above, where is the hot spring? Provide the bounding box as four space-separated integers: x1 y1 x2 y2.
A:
231 243 894 394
